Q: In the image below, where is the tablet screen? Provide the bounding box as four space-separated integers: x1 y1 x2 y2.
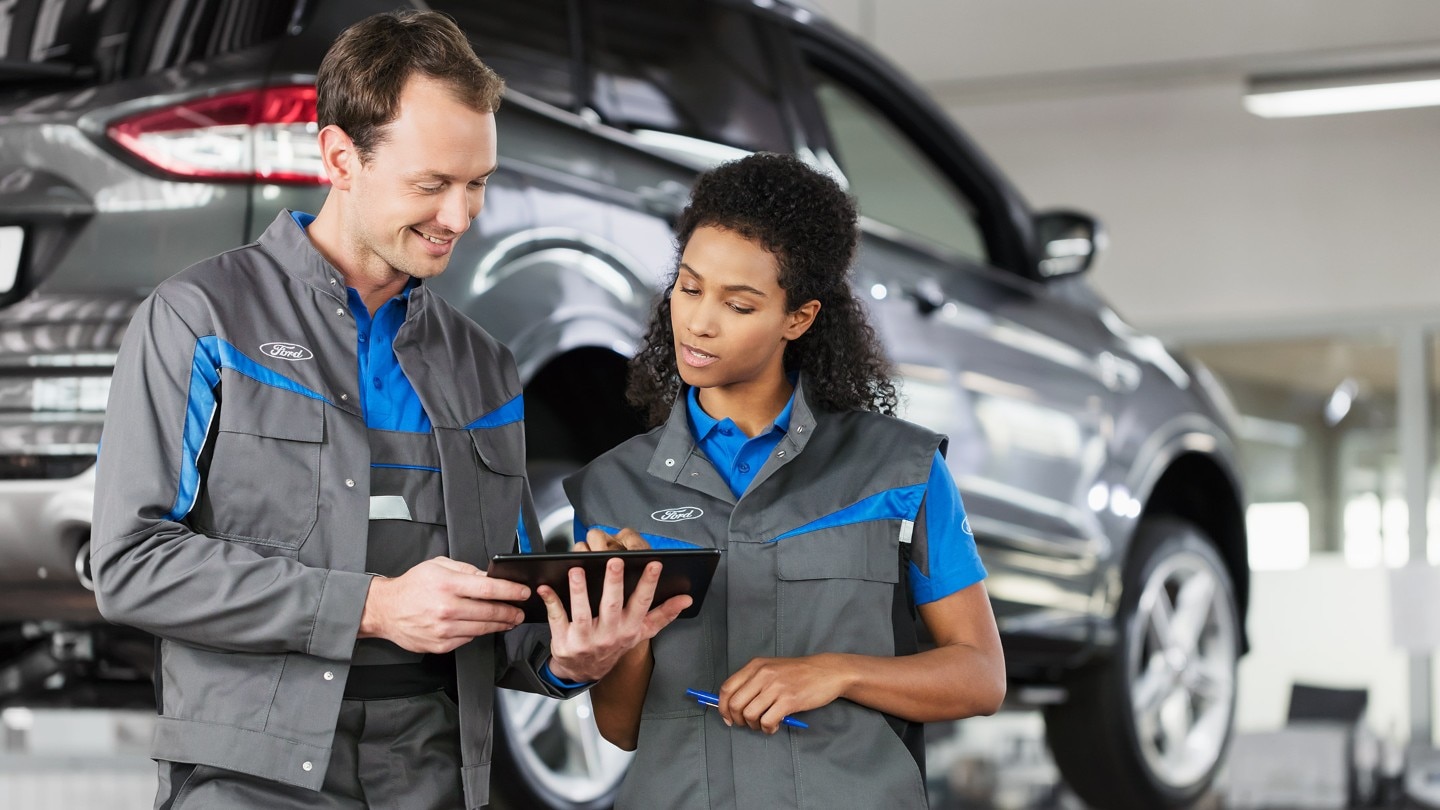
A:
487 548 721 623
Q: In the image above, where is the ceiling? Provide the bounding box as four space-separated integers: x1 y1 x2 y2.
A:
809 1 1440 104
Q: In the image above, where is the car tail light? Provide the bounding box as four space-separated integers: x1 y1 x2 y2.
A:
107 85 328 184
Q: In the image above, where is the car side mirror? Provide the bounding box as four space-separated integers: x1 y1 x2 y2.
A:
1034 210 1106 279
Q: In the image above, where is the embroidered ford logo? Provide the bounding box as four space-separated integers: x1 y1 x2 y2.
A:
652 506 703 523
260 342 314 361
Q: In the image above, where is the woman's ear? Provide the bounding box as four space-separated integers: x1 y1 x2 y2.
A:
783 300 821 341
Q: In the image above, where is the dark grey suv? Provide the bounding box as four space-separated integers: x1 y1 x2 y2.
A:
0 1 1248 808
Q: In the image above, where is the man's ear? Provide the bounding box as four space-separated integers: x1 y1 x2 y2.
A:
783 300 821 341
318 124 358 190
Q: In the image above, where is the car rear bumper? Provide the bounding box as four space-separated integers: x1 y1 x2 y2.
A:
0 465 98 621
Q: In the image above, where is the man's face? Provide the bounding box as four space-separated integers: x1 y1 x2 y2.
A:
342 75 497 286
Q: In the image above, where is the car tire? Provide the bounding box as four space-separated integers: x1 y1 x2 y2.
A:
1043 516 1239 809
491 460 634 810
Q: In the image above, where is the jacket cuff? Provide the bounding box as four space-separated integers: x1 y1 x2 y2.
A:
308 570 374 661
540 659 595 694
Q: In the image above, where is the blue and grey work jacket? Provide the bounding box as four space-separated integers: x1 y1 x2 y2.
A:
566 379 958 809
92 211 562 809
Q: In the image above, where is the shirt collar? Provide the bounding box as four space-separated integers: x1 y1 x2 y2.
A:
685 379 797 443
267 209 424 306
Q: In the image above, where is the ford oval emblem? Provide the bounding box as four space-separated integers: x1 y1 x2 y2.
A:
260 342 314 362
651 506 703 523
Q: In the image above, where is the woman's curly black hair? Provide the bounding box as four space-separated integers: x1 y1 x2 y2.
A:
626 152 899 427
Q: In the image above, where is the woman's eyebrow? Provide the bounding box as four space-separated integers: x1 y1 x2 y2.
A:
679 263 768 297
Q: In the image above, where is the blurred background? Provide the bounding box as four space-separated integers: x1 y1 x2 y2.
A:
5 1 1440 808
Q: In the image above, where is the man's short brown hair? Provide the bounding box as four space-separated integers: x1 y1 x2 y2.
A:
317 10 504 162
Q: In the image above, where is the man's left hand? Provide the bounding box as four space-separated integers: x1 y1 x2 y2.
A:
540 556 690 683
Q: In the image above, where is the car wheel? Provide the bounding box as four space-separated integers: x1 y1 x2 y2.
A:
491 460 634 810
1044 516 1239 809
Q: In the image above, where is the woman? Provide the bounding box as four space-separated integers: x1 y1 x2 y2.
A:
563 153 1005 809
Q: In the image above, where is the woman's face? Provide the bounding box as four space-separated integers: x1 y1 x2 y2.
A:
670 225 818 392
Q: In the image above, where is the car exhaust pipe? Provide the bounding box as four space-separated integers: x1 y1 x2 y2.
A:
74 538 94 591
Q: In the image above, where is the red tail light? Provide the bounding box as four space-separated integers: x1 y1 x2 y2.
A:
107 85 328 184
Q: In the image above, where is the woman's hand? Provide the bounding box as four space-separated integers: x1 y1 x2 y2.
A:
717 654 853 734
577 526 650 552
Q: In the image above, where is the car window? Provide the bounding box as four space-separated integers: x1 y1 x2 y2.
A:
587 0 789 154
432 0 577 112
809 67 988 264
0 0 296 88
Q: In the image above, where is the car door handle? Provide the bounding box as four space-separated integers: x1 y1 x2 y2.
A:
638 180 690 224
903 279 945 316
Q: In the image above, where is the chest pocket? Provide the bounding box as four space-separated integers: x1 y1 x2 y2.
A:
774 521 902 658
469 422 526 477
193 377 324 551
467 422 527 558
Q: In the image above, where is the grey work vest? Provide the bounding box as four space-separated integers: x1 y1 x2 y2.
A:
92 211 560 809
565 380 943 809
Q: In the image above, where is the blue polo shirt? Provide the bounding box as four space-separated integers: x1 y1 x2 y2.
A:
685 385 985 605
292 211 430 433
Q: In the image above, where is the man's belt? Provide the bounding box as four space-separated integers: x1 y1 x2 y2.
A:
343 652 456 700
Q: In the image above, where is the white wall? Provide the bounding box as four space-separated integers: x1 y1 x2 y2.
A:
1242 555 1416 739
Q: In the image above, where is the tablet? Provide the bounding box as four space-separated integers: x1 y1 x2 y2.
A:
488 548 722 623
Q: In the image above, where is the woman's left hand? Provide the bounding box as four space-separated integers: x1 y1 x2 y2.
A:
717 654 852 734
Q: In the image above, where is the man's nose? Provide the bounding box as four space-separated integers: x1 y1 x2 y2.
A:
434 187 473 236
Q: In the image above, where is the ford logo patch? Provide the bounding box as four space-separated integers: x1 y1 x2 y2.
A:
651 506 703 523
260 342 314 361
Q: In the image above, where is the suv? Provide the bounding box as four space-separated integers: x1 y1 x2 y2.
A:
0 1 1248 808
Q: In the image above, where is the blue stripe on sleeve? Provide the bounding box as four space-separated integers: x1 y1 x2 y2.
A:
466 394 524 429
909 452 986 605
770 483 926 543
165 344 221 521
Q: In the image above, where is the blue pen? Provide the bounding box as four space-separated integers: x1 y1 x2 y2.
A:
685 688 810 730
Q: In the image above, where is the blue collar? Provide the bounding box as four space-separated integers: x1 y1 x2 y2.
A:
685 384 796 442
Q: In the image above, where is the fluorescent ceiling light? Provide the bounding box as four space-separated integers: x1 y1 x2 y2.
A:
1245 69 1440 118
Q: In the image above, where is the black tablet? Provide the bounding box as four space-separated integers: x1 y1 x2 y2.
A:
487 548 722 623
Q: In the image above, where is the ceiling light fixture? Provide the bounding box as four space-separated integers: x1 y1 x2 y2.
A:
1244 68 1440 118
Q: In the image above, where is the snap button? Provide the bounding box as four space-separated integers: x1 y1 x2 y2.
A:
323 671 334 681
777 450 786 458
302 761 313 772
335 307 345 316
691 472 699 477
737 462 750 474
796 426 804 433
345 479 355 488
665 458 675 467
329 278 337 285
340 393 349 401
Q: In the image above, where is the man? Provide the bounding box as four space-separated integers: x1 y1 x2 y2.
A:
91 10 686 809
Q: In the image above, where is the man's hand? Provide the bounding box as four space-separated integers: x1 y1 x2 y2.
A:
359 557 529 654
541 546 690 683
717 655 853 734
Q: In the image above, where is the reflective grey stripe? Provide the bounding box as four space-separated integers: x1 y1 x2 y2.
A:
369 495 412 520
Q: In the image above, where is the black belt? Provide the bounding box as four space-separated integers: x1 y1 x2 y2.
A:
343 653 456 700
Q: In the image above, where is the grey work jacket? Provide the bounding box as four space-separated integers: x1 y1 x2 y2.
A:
565 379 943 809
92 211 562 809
